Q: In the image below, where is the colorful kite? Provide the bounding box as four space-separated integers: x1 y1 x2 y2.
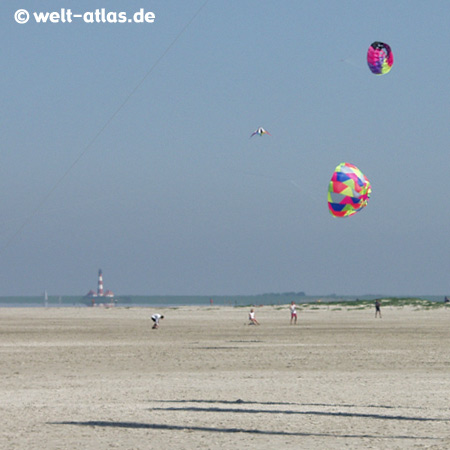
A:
367 41 393 75
328 162 371 218
250 127 271 138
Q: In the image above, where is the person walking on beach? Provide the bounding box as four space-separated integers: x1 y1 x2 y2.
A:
248 308 260 325
375 300 382 318
151 313 164 329
290 301 298 325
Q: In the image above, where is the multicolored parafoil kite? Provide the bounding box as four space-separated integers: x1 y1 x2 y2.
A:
328 163 371 218
367 42 393 75
250 127 271 138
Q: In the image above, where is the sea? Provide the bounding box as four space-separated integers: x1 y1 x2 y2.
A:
0 294 446 308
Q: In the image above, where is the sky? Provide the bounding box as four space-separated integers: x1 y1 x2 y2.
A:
1 0 450 296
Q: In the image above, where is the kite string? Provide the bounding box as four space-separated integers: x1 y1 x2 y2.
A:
0 0 209 256
232 168 322 201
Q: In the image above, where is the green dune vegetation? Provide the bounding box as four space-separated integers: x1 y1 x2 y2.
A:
301 297 449 310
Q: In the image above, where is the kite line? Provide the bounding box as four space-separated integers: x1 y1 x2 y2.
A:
0 0 209 256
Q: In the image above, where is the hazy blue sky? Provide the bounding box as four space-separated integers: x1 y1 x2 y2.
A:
2 1 450 296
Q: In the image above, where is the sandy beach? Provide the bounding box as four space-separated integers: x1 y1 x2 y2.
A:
1 305 449 449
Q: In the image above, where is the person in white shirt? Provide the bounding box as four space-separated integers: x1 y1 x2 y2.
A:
248 308 260 325
290 301 298 325
151 313 164 329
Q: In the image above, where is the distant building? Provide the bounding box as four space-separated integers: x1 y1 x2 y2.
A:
85 269 115 299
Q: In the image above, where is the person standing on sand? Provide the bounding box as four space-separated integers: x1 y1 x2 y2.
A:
151 313 164 329
290 301 298 325
375 300 382 318
248 309 260 325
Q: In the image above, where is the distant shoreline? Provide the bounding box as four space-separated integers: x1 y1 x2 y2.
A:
0 295 448 309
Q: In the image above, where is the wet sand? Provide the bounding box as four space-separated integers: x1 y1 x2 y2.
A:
1 305 449 449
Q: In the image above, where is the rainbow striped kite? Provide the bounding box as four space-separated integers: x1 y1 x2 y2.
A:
328 163 371 218
367 41 393 75
250 127 271 138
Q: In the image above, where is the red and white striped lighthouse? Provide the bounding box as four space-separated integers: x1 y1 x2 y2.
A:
97 269 104 297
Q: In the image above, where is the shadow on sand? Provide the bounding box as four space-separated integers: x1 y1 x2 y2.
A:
150 399 425 410
51 421 437 440
150 405 448 422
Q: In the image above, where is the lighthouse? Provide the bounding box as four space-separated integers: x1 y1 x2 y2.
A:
85 269 115 302
97 269 104 296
